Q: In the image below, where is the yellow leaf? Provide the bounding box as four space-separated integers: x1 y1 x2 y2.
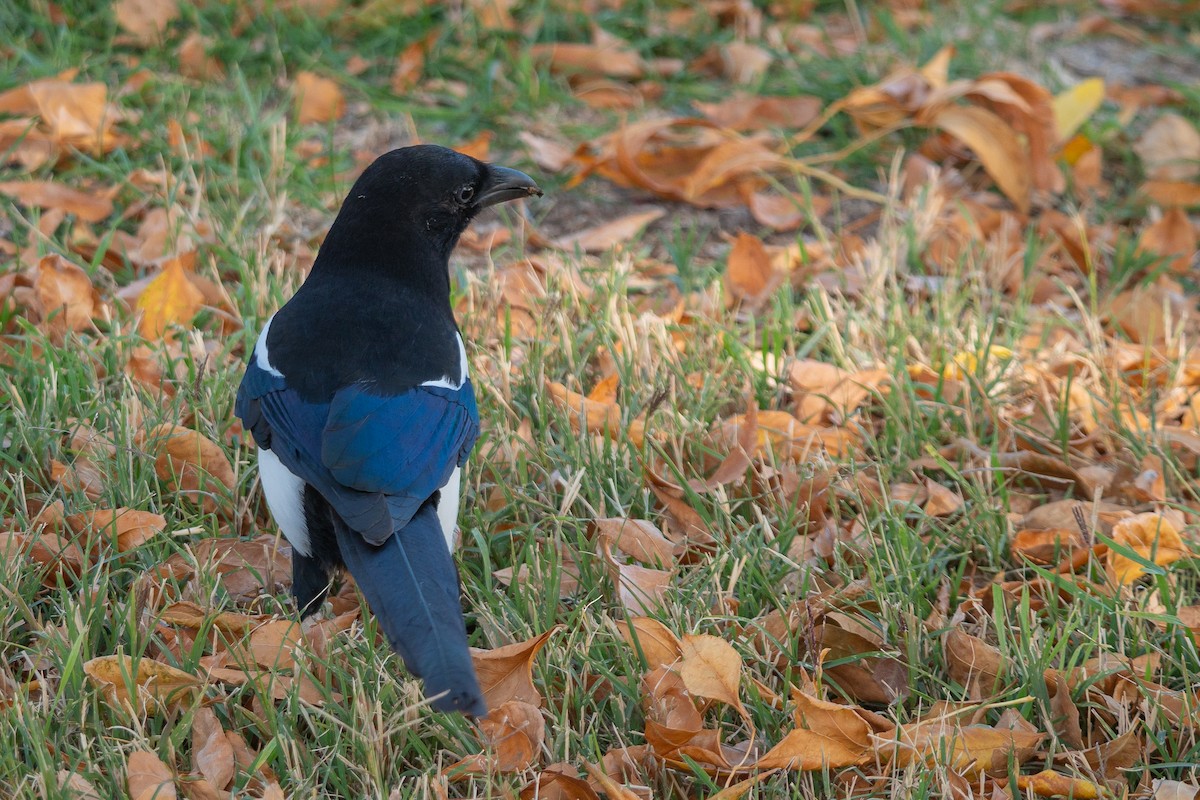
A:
1053 78 1105 145
1107 512 1188 585
136 257 204 338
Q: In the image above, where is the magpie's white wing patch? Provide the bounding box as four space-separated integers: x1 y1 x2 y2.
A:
259 447 310 556
254 315 284 378
421 333 468 390
437 466 461 551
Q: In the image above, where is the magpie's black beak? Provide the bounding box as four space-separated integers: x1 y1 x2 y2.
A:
476 165 542 208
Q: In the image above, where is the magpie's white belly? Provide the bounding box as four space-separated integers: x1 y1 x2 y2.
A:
258 448 310 556
437 466 462 551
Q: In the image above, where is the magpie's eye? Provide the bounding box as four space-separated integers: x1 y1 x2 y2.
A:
456 185 475 204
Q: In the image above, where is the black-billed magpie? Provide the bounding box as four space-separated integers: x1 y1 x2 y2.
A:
235 145 541 716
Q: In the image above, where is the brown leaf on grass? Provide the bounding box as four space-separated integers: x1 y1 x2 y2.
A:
293 71 345 125
1140 180 1200 207
591 519 675 568
1011 528 1087 566
582 761 644 800
390 37 427 94
470 627 562 711
924 104 1031 213
203 664 331 706
718 410 857 461
644 467 715 549
448 700 545 776
678 635 746 717
600 536 672 616
148 424 236 514
113 0 179 45
555 208 665 253
135 254 207 338
192 707 235 790
700 42 774 85
943 630 1004 698
248 619 303 670
65 508 166 552
519 132 575 173
126 751 177 800
756 691 883 770
178 32 224 81
1107 512 1188 585
881 719 1043 777
1153 780 1200 800
725 231 782 309
56 770 102 800
1134 113 1200 182
0 530 86 589
531 37 644 79
1014 770 1103 799
695 93 821 132
571 118 791 210
546 380 621 438
158 599 256 638
0 180 113 222
1137 207 1197 274
520 765 602 800
84 654 200 715
26 254 104 338
49 457 104 501
620 617 682 670
0 75 121 165
642 666 704 733
1072 727 1142 781
704 770 780 799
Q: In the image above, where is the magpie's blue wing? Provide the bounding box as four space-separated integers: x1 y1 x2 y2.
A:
322 383 478 541
236 360 479 544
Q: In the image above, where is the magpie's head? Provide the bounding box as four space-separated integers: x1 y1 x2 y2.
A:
340 144 542 257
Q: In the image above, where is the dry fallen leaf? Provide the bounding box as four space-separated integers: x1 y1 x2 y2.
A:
84 654 201 714
113 0 179 45
1137 207 1197 274
293 71 345 125
192 707 235 791
678 635 747 717
126 750 177 800
56 770 102 800
1107 512 1188 584
555 208 665 253
725 231 782 309
147 424 236 514
448 700 546 776
1135 113 1200 182
620 617 682 670
0 180 113 222
65 508 166 552
756 690 884 770
136 254 206 338
471 627 561 711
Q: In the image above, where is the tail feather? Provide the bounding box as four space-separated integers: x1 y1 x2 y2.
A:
332 501 486 716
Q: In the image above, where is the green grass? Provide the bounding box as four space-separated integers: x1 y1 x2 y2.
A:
3 0 1200 798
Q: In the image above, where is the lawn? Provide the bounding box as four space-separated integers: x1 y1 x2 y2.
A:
1 0 1199 798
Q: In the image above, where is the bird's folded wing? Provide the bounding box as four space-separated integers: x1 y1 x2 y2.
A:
322 383 478 538
236 362 479 544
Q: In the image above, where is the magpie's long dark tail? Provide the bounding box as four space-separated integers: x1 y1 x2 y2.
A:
332 501 486 717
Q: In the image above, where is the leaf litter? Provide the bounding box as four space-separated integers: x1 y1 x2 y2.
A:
2 0 1200 797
